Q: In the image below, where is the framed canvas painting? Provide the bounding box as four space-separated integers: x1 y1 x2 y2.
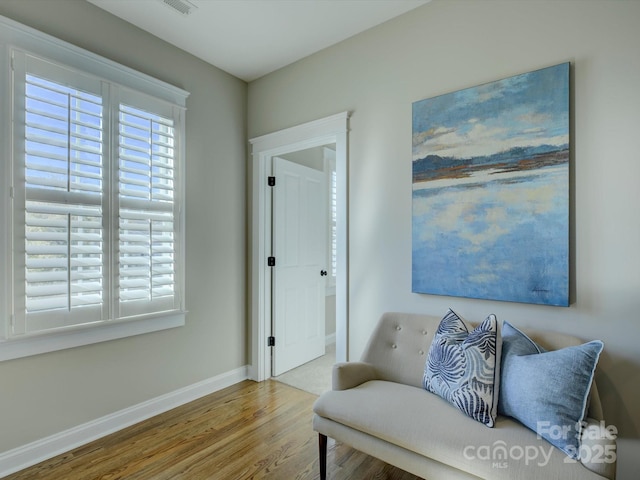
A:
412 63 569 306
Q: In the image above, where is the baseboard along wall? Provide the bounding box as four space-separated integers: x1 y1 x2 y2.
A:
0 366 250 478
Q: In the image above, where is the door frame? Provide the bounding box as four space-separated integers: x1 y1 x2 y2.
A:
249 112 349 381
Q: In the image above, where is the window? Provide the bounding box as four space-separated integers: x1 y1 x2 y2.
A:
330 165 337 278
0 16 188 360
325 147 337 294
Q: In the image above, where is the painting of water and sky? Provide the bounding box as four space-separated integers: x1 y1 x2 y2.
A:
412 63 569 306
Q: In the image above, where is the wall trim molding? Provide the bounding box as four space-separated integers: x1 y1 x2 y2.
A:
0 365 249 478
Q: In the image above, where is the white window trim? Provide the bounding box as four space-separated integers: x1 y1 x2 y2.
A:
0 15 189 362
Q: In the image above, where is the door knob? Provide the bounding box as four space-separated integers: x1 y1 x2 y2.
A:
320 270 327 276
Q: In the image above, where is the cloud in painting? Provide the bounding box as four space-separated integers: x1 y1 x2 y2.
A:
413 121 567 160
412 64 569 162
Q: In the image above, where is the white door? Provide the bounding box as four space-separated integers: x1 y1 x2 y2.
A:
272 157 327 376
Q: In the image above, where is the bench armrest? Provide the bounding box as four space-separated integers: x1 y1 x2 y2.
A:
332 362 377 391
579 417 617 480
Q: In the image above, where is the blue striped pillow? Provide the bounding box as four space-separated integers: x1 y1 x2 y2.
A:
423 309 501 427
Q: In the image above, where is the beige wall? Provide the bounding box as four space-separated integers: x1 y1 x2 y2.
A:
0 0 247 452
1 0 639 474
325 294 336 339
280 145 326 171
249 0 640 447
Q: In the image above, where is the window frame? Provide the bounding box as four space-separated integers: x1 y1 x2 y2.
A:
0 15 189 362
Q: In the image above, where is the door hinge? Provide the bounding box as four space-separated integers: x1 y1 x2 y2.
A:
268 176 276 187
267 256 276 267
268 336 275 347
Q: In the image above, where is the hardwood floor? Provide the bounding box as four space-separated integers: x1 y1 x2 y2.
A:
5 380 422 480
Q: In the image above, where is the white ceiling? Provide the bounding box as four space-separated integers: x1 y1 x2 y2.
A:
86 0 430 82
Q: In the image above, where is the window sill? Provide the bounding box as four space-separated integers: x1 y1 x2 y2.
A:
0 312 186 362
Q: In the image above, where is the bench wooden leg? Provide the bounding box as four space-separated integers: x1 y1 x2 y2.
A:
319 433 327 480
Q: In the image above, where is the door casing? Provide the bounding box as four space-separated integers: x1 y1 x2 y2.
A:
249 112 349 381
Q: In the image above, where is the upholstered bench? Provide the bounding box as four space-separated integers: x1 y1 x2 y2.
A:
312 312 616 479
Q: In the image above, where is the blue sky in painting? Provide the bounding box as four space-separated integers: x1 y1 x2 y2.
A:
412 63 569 161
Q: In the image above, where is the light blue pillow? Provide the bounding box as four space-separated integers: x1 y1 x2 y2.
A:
499 321 604 458
423 309 501 427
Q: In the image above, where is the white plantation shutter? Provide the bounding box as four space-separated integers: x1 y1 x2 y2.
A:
25 201 104 312
13 53 108 335
325 148 337 292
9 48 186 341
330 167 337 279
117 99 179 316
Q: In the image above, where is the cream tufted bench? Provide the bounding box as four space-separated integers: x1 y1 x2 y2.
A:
312 312 616 480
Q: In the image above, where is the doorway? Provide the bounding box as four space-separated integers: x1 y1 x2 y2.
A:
249 112 349 382
271 152 328 376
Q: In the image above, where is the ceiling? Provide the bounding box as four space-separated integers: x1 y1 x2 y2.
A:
86 0 430 82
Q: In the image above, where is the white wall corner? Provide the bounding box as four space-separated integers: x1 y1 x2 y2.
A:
0 365 249 478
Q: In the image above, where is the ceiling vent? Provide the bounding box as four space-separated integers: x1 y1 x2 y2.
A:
160 0 197 16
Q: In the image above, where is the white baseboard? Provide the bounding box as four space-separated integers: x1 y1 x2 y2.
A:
325 333 336 346
0 365 249 478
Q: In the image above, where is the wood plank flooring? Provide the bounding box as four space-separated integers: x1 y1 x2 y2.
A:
5 380 423 480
